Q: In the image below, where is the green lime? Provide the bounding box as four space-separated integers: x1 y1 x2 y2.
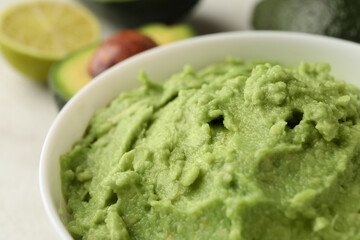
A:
0 1 100 83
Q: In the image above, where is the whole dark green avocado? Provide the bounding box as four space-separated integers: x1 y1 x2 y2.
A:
252 0 360 42
79 0 200 28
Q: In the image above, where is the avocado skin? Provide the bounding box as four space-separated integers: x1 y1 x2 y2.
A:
252 0 360 42
49 62 69 110
79 0 200 28
51 90 68 110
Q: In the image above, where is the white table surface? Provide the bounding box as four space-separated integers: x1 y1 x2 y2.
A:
0 0 257 239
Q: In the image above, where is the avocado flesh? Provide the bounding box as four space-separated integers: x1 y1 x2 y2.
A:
252 0 360 42
49 43 99 109
139 23 196 45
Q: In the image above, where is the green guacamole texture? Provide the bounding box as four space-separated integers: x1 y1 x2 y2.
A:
61 59 360 240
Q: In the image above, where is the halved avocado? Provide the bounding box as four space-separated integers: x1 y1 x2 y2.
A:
139 23 196 45
49 23 196 109
49 43 99 109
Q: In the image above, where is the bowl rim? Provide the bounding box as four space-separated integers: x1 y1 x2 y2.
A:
39 30 360 239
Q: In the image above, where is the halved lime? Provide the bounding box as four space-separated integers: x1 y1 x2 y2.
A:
0 1 100 83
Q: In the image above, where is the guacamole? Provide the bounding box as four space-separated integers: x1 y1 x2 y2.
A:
61 59 360 240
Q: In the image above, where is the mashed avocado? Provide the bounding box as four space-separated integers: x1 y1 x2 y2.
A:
61 59 360 240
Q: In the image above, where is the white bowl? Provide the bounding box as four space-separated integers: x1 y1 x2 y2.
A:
39 31 360 239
